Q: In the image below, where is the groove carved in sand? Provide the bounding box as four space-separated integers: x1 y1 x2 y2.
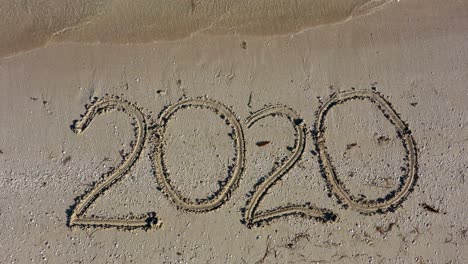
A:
153 98 245 212
69 96 159 229
314 89 418 213
243 105 336 227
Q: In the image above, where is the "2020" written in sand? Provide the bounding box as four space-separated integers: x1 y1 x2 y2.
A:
67 89 418 230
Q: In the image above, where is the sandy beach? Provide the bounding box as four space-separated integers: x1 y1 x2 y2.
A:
0 0 467 263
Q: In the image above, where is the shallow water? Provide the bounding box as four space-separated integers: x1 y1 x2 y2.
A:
0 0 393 58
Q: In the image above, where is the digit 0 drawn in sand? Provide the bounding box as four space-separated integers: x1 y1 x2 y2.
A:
153 98 245 212
314 89 418 214
68 96 159 230
243 105 336 228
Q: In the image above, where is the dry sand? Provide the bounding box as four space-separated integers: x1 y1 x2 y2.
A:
0 0 467 263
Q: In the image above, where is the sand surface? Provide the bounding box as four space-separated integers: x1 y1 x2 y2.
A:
0 0 467 263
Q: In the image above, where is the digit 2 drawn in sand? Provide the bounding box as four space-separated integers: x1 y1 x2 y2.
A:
68 96 159 229
243 106 336 227
315 89 418 214
153 98 245 212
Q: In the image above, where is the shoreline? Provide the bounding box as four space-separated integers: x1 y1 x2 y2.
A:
0 0 393 59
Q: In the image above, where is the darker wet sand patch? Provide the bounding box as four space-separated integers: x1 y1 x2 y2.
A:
0 0 393 58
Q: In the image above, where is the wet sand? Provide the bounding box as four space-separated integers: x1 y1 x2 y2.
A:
0 0 391 58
